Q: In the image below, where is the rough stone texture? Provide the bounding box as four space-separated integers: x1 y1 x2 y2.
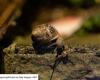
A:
3 42 100 80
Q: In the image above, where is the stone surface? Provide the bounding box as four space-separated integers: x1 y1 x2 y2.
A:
3 43 100 80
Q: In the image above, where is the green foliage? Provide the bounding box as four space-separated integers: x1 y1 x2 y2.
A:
69 0 83 6
68 0 95 8
93 15 100 26
83 19 93 30
76 14 100 35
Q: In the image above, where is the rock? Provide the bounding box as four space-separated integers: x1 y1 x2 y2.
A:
14 45 34 54
95 52 100 57
63 77 72 80
74 47 87 53
90 57 100 64
25 46 34 54
66 67 92 79
20 57 29 64
4 43 100 79
85 76 100 80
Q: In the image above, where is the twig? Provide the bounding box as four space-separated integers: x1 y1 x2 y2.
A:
50 58 61 80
